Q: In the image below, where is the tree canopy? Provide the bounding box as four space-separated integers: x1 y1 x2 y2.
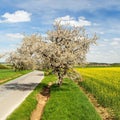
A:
7 22 98 85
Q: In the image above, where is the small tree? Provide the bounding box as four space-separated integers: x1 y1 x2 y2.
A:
7 51 34 71
41 22 97 85
7 34 44 71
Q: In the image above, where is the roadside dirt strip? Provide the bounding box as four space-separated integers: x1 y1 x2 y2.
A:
0 70 44 120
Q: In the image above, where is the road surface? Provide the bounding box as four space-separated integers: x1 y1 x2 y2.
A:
0 70 44 120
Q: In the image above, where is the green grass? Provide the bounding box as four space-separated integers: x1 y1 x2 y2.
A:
76 67 120 120
0 69 31 84
7 74 101 120
7 74 56 120
41 78 101 120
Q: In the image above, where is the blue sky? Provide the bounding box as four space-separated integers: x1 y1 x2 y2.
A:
0 0 120 63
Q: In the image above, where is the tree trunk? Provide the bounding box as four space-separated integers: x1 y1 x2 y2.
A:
57 72 63 86
58 77 63 86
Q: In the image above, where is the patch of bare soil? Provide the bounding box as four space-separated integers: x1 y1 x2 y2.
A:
30 82 52 120
80 86 114 120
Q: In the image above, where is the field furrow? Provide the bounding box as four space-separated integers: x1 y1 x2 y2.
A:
76 67 120 120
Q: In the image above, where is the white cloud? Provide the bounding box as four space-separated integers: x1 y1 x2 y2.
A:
16 0 120 13
93 23 100 26
6 33 24 39
110 41 119 46
99 31 104 35
86 37 120 63
110 38 120 46
0 48 14 52
103 39 109 42
87 47 120 63
54 15 91 27
0 10 31 23
113 38 120 41
0 47 16 62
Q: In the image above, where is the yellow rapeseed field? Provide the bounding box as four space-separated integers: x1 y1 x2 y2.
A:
76 67 120 120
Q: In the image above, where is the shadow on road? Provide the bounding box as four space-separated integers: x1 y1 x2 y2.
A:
4 83 38 91
36 73 44 76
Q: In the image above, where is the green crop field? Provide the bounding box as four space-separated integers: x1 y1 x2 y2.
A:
76 67 120 120
0 69 31 84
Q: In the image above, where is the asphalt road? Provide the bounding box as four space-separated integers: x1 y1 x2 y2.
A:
0 70 44 120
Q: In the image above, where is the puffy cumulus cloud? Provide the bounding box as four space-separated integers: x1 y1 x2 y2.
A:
54 15 91 27
0 10 31 23
6 33 24 39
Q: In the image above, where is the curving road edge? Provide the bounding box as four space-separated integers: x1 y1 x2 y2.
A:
0 70 44 120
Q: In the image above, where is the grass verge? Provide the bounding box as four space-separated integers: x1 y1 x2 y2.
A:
7 74 101 120
41 78 101 120
7 74 56 120
0 69 31 84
